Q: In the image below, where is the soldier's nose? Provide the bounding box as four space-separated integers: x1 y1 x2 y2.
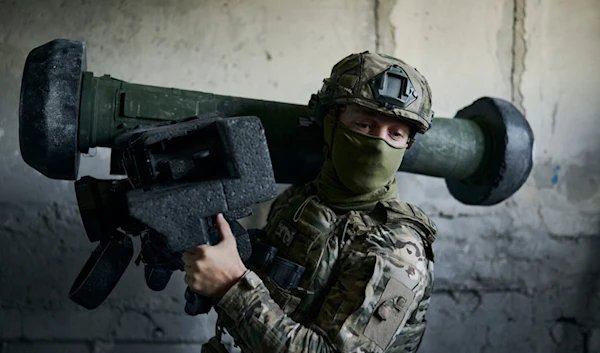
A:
372 127 387 140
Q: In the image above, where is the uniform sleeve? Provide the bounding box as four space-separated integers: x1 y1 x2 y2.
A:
214 231 428 353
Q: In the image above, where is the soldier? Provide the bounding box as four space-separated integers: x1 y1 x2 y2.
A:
183 52 438 353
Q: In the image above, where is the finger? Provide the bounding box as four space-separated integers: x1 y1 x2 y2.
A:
182 251 192 265
184 273 204 293
186 242 211 254
197 244 210 252
195 245 211 258
215 213 234 243
186 245 209 260
184 270 202 282
182 250 203 264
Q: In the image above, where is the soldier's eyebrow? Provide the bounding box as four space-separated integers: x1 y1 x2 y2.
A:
354 116 378 125
360 108 377 117
390 124 409 136
394 129 407 137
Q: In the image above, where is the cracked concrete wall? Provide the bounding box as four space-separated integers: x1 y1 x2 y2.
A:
1 0 599 353
0 1 376 352
383 1 600 352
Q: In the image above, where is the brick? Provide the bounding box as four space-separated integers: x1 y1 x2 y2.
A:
111 311 217 342
20 308 116 340
4 342 90 353
99 343 204 353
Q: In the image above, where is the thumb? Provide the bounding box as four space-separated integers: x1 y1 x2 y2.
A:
215 213 235 244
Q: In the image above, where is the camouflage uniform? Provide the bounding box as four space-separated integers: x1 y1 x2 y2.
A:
214 182 436 353
213 52 437 353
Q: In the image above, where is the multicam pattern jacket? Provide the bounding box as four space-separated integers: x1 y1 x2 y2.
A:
214 182 437 353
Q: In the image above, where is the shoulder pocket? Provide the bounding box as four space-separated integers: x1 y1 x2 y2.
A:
364 278 415 350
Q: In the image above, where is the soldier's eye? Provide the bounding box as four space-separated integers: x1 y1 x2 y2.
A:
354 122 370 130
390 131 405 140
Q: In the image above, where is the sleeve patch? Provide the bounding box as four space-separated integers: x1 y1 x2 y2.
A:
363 277 415 349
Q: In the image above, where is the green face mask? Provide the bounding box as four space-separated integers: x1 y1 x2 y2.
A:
317 115 407 211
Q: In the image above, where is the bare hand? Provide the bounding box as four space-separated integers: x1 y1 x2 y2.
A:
182 214 247 298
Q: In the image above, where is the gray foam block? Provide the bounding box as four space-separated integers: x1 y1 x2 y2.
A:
123 114 277 253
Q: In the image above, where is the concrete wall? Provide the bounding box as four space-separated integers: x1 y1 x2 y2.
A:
0 0 598 352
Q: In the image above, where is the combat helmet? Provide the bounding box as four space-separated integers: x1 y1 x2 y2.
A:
310 51 434 135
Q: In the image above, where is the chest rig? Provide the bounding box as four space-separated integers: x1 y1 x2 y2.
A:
247 183 437 327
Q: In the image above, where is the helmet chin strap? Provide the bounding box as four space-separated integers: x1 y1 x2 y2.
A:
406 128 417 149
323 112 339 159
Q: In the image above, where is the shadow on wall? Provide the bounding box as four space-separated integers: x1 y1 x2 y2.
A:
559 151 600 351
554 243 600 351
